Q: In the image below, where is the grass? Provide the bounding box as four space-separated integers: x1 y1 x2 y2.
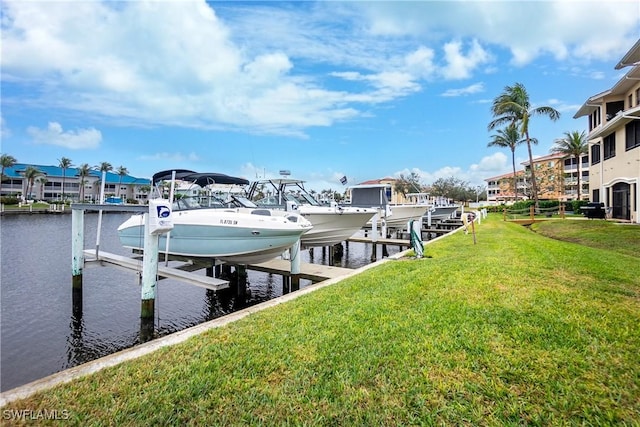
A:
531 218 640 258
2 215 639 425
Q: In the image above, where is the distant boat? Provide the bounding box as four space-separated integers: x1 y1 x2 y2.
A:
117 171 313 264
347 184 428 230
244 178 377 248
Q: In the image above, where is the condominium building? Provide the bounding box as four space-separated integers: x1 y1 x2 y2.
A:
0 163 151 203
574 39 640 223
485 170 526 203
485 153 589 203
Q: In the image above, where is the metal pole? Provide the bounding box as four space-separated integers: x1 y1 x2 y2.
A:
95 170 107 259
164 170 177 266
71 208 84 313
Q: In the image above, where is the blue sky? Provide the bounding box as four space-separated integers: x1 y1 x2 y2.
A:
2 1 639 192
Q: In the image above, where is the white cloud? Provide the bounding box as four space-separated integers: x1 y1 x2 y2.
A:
353 1 639 65
138 152 200 162
26 122 101 149
2 0 638 138
0 116 11 139
393 152 510 189
441 83 484 97
441 39 491 80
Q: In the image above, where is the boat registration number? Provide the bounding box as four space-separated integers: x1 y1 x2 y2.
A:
220 219 238 225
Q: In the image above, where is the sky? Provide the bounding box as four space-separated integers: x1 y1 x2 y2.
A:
2 1 639 193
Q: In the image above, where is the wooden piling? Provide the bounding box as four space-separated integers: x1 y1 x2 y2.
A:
140 213 159 320
290 239 301 290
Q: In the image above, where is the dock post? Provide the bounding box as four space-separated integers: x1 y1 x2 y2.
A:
236 265 248 297
370 213 378 262
290 239 301 290
71 208 85 313
140 213 159 341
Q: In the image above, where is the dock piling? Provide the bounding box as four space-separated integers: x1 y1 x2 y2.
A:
290 239 301 289
140 213 159 319
71 208 84 312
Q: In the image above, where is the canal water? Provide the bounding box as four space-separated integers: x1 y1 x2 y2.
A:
0 212 401 392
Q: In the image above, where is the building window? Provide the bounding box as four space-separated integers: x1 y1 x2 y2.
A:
589 109 601 131
636 88 640 106
591 144 601 165
603 133 616 160
629 94 633 109
592 189 600 203
626 120 640 151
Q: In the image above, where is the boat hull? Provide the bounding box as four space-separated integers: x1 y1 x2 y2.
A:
117 208 312 264
298 207 377 247
425 206 459 222
367 205 428 229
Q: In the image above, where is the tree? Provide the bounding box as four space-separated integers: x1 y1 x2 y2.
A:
487 123 525 201
488 82 560 208
58 157 73 201
96 162 113 173
551 130 588 200
394 172 423 197
22 166 43 200
95 162 113 202
0 153 17 197
429 177 468 202
76 163 92 202
36 176 48 200
116 165 129 198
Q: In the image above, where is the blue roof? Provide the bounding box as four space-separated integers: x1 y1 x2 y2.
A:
2 163 150 185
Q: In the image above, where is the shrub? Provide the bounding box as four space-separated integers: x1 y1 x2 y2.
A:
1 196 19 205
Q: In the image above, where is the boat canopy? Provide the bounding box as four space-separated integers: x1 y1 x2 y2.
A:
152 170 249 187
349 185 391 207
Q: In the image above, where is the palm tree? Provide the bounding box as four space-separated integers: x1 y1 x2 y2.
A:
95 162 113 202
488 82 560 208
116 165 129 199
0 154 17 197
487 124 526 201
58 157 73 201
96 162 113 173
22 166 43 200
36 176 48 200
551 130 588 201
76 163 92 202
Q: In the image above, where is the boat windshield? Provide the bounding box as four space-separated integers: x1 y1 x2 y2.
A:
172 196 227 211
254 192 319 207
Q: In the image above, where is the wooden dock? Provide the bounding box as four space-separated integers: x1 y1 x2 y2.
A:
83 250 230 291
247 258 353 282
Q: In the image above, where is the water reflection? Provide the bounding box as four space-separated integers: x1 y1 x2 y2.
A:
1 213 401 391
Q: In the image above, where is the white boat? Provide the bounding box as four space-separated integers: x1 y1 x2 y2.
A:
117 171 313 264
348 184 429 230
244 179 377 248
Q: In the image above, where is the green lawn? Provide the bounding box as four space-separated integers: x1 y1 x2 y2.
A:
3 215 639 425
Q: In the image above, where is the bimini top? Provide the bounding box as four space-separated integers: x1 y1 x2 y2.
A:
152 170 249 187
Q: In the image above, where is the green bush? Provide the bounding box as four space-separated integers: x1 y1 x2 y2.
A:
0 196 19 205
569 200 589 213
